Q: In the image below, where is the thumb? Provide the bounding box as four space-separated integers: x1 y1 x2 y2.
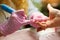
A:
47 4 59 19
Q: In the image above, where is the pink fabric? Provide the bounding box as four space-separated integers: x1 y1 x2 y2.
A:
29 12 48 28
0 10 48 36
0 10 30 36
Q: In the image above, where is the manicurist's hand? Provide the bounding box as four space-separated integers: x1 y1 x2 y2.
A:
0 9 30 36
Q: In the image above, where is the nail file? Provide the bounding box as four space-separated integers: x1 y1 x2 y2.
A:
0 4 16 14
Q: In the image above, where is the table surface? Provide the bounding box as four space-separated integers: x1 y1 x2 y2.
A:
0 28 38 40
0 28 60 40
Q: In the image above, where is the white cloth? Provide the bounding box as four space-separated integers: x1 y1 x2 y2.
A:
0 28 60 40
38 28 60 40
0 28 38 40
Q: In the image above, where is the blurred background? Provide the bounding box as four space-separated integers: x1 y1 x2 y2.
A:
32 0 60 16
1 0 60 16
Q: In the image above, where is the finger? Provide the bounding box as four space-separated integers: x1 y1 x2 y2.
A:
12 9 27 18
46 18 59 28
47 4 59 19
47 4 55 19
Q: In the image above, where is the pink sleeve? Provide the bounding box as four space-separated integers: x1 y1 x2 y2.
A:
0 10 29 36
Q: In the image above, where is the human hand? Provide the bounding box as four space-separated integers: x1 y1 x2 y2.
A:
36 4 60 31
29 12 48 29
46 4 60 27
0 9 30 36
38 4 60 29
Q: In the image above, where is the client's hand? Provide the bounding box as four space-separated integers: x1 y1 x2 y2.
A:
37 4 60 30
29 11 48 29
46 4 60 27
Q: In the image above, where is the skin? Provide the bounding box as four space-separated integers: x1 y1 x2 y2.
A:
46 4 60 27
36 4 60 31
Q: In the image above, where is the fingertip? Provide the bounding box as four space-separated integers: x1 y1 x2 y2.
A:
17 9 24 12
47 4 53 12
12 9 24 14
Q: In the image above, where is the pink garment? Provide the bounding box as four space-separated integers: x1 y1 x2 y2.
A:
0 10 48 36
29 12 48 28
0 10 30 36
